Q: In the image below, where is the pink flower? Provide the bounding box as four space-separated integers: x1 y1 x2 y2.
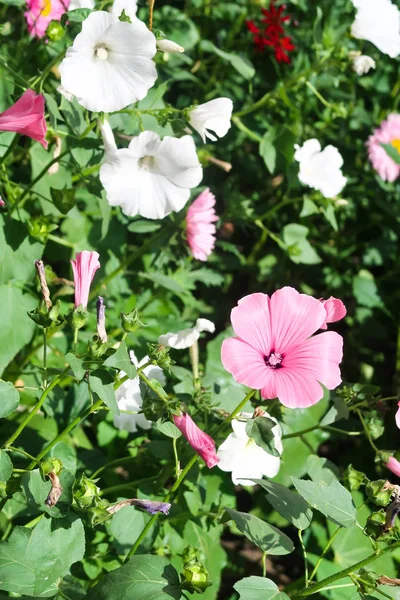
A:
221 287 343 409
395 402 400 429
367 114 400 183
0 90 47 149
25 0 69 38
320 296 347 330
0 197 4 207
173 413 219 468
386 456 400 478
70 251 100 309
186 188 218 262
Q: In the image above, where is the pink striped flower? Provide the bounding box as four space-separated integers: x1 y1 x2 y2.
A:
367 114 400 183
186 188 218 262
320 297 347 330
70 251 100 309
25 0 69 38
395 402 400 429
173 413 219 468
221 287 343 409
0 90 47 149
386 456 400 478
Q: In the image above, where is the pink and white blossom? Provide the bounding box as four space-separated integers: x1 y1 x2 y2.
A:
186 188 218 262
173 413 219 468
320 297 347 330
70 250 100 309
25 0 69 38
221 287 343 409
367 114 400 183
0 90 47 149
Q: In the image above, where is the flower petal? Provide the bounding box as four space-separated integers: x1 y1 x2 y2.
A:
396 402 400 429
221 337 270 389
230 293 272 355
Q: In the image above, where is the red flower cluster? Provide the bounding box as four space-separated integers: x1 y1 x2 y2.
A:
246 1 295 63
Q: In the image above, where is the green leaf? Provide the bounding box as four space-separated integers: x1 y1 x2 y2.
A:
0 379 19 417
84 555 181 600
128 220 162 234
200 40 255 80
283 224 321 265
0 215 44 284
353 269 383 309
245 417 280 457
50 188 76 215
225 508 294 555
234 576 290 600
108 505 146 556
259 130 276 174
65 353 86 381
0 513 85 597
306 455 339 485
253 480 313 530
381 143 400 165
0 450 12 482
0 286 36 376
291 477 357 527
89 369 120 415
103 341 137 379
157 420 182 439
22 468 75 518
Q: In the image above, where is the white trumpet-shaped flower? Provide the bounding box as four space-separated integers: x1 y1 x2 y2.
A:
294 139 347 198
59 11 157 112
114 351 165 433
189 98 233 143
99 129 203 220
217 412 283 485
158 318 215 349
351 0 400 59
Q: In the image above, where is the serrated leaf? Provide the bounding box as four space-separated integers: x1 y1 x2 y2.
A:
84 555 181 600
292 477 357 527
234 576 290 600
0 451 12 482
103 341 136 379
0 379 19 417
253 480 312 530
245 417 279 456
225 508 294 555
65 353 86 381
89 369 119 415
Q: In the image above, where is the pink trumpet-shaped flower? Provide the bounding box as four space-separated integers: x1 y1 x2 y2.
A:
320 296 347 330
186 188 218 262
173 413 219 468
367 114 400 183
25 0 69 39
221 287 344 409
386 456 400 478
0 90 47 149
395 402 400 429
70 251 100 309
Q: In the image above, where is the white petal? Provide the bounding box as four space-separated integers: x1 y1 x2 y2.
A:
111 0 138 21
69 0 95 9
194 318 215 334
158 327 200 349
295 138 347 198
99 119 117 154
351 0 400 58
189 98 233 144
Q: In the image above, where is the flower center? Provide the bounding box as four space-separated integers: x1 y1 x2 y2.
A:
139 155 156 170
391 139 400 153
94 45 109 61
40 0 51 16
264 351 283 369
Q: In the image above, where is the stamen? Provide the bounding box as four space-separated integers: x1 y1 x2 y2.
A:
95 45 109 60
139 155 156 170
264 351 283 369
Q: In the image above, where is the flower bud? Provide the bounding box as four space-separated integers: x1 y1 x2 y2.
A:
73 474 101 509
46 20 65 41
96 296 108 343
66 305 88 331
147 342 174 372
343 464 367 491
366 479 393 507
181 558 211 594
121 307 145 333
156 39 184 53
40 457 63 477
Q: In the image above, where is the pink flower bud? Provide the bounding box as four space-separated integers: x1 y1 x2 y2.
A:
173 413 219 468
320 296 347 329
70 251 100 309
386 456 400 478
0 90 47 149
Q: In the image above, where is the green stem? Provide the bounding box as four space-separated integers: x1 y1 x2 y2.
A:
232 116 262 142
7 446 38 462
43 328 47 389
92 455 140 479
291 543 400 599
73 327 79 354
304 80 331 108
2 368 69 449
298 530 309 585
0 58 30 88
282 425 320 439
356 409 379 453
262 551 268 578
31 48 66 88
173 437 181 479
138 370 168 402
308 526 341 582
100 475 158 496
189 341 199 384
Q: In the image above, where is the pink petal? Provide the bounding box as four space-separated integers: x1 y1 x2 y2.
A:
70 250 100 309
230 293 272 355
270 287 326 352
396 402 400 429
173 413 219 468
272 367 327 408
0 90 47 148
321 297 347 329
386 456 400 478
221 337 271 389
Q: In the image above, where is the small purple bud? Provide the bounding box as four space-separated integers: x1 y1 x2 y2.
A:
132 499 171 515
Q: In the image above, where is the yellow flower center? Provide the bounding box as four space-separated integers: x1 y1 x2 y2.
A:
391 139 400 153
40 0 52 17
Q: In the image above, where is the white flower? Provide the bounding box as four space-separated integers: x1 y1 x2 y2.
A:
57 85 74 102
351 0 400 58
217 413 283 485
294 139 347 198
69 0 95 10
99 130 203 220
158 318 215 349
59 11 157 112
157 39 184 53
349 52 376 75
113 351 165 433
98 118 117 154
189 98 233 143
111 0 138 22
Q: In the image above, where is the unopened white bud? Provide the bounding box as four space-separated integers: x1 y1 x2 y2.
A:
157 39 184 54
